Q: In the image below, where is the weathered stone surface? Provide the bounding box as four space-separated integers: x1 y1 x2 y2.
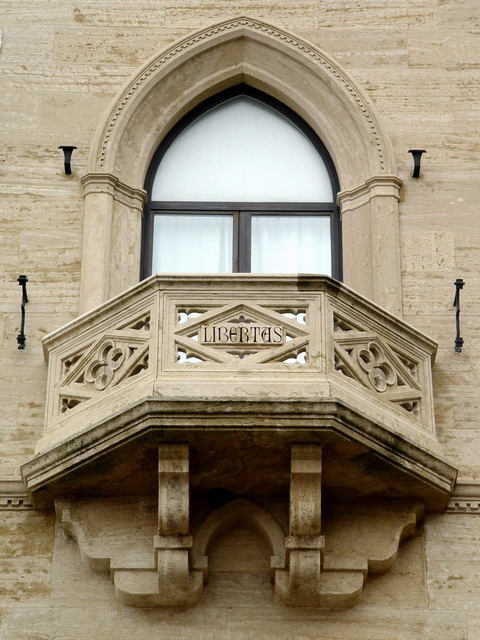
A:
165 0 319 29
408 30 480 70
54 28 192 66
72 1 166 28
360 529 427 609
0 511 54 607
425 514 480 611
468 615 480 640
224 608 468 640
438 0 480 29
1 0 480 636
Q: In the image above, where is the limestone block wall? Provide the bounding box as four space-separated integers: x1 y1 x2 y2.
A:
1 1 480 638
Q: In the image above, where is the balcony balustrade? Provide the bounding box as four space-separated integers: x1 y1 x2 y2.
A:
21 275 456 608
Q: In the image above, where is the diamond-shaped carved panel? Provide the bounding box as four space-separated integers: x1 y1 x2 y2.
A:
170 302 312 368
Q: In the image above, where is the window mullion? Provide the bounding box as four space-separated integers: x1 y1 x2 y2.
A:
238 212 251 272
232 212 239 272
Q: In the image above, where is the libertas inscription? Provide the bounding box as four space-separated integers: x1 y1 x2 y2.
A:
200 323 284 346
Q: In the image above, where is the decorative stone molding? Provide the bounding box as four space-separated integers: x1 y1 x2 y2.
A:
79 173 146 311
337 175 403 315
448 500 480 513
87 18 395 181
12 478 480 517
79 16 402 315
81 173 146 211
0 480 33 510
446 482 480 513
338 175 403 211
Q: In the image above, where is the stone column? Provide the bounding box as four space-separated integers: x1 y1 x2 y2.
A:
80 173 145 314
338 175 403 317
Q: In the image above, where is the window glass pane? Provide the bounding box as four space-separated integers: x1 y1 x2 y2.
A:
152 97 333 203
250 215 331 275
152 214 233 273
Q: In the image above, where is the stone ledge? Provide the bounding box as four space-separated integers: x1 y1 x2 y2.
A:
21 397 456 511
446 482 480 513
5 477 480 515
0 480 33 510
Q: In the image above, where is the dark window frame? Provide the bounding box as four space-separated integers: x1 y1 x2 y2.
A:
141 84 342 279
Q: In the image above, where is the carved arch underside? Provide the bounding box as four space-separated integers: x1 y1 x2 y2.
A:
57 496 423 609
88 16 397 189
192 498 287 583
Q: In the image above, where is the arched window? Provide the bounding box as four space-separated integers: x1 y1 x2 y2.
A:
142 85 341 279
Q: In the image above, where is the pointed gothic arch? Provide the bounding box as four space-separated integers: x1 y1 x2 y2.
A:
191 498 286 583
80 17 402 316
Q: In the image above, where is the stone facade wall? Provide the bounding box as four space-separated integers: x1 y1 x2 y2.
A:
1 1 480 638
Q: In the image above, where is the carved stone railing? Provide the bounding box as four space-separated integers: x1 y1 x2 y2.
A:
38 274 438 455
24 273 456 512
22 275 457 609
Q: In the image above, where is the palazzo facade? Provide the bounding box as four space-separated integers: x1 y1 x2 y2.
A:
1 2 479 638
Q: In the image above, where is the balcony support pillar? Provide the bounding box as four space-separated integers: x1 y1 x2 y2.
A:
275 444 325 606
148 444 202 605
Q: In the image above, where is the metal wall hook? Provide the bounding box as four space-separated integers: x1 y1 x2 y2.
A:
408 149 426 178
58 146 77 175
453 278 465 353
17 275 29 350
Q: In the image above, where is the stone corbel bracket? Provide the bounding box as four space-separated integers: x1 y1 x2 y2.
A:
275 444 325 606
273 445 423 607
57 445 203 607
57 444 423 608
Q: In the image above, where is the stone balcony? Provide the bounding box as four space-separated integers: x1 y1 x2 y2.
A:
23 274 455 511
21 275 457 608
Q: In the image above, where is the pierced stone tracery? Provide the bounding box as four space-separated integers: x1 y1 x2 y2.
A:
357 342 396 392
334 335 423 420
173 302 311 365
85 341 127 390
41 276 438 449
53 307 152 417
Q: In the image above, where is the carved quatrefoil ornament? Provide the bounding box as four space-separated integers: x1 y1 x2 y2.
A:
358 342 396 392
85 340 127 390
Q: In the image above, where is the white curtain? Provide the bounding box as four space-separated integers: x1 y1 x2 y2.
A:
251 216 331 274
152 215 233 273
